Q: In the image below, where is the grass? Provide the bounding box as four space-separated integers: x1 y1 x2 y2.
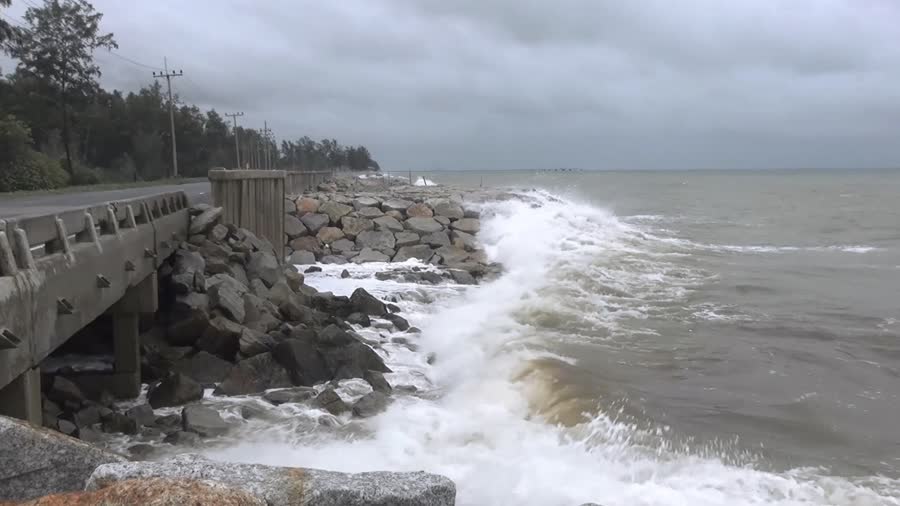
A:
0 177 206 199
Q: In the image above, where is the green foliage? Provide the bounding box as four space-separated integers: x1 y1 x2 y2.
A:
0 114 69 192
70 165 102 185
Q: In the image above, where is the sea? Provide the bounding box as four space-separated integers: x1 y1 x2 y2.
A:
144 169 900 505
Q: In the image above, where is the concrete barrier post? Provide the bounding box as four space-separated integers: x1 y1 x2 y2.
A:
0 367 41 425
208 169 285 256
110 272 157 398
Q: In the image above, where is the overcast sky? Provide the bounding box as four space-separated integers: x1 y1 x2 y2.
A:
4 0 900 170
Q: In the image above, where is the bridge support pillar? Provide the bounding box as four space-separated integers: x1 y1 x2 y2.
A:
0 367 41 425
109 272 158 398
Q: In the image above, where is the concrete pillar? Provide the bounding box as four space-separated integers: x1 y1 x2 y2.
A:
110 272 158 398
0 367 41 425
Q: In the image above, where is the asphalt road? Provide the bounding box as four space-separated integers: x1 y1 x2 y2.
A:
0 181 211 220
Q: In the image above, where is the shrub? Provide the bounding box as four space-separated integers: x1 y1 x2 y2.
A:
70 166 103 186
0 151 69 192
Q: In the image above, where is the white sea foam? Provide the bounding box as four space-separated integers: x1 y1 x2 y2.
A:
197 190 899 505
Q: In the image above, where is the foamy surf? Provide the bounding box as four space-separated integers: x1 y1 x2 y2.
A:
197 189 899 505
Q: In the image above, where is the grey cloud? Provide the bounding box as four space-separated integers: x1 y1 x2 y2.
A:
7 0 900 169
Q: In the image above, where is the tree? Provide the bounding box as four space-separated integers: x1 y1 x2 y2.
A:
1 0 15 48
10 0 116 175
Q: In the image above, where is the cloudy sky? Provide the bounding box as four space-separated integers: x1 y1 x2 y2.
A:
4 0 900 170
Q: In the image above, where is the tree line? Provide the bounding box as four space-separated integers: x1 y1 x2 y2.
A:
0 0 378 192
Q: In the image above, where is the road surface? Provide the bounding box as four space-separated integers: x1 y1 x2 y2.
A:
0 181 211 220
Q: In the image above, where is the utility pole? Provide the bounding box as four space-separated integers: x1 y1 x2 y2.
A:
262 122 272 170
225 112 244 170
152 58 184 178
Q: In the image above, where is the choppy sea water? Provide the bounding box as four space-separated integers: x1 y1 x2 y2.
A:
148 170 898 505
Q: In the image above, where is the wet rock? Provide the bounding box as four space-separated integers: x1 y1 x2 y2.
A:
405 217 443 234
189 206 223 235
273 338 331 387
314 389 350 416
15 477 266 506
406 202 434 218
214 353 292 396
197 316 244 360
352 247 390 263
450 229 478 251
364 370 392 394
373 215 404 233
295 197 320 215
182 405 229 437
283 267 304 291
300 213 329 234
0 415 127 501
352 196 380 209
239 328 278 358
317 226 345 244
86 454 456 506
451 217 480 233
340 216 375 239
101 412 139 435
247 251 280 288
263 387 317 405
384 313 410 331
47 376 85 406
208 274 247 323
287 250 316 265
175 351 233 385
352 391 392 418
350 288 387 316
163 430 201 446
124 404 156 428
341 269 351 279
284 214 308 239
434 245 469 265
432 200 465 220
393 245 434 263
330 237 357 254
147 373 203 409
422 231 451 247
346 312 371 326
449 269 476 285
319 201 353 225
321 255 348 264
381 198 414 213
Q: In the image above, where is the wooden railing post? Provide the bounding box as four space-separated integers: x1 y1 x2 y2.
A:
208 169 285 259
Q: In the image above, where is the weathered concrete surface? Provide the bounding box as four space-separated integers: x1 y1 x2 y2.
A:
87 454 456 506
0 415 126 501
10 478 265 505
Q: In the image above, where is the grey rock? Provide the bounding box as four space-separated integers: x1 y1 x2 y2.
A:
289 236 323 256
464 208 481 218
208 274 248 323
373 215 404 232
249 278 270 299
364 370 392 394
384 313 411 331
239 328 278 357
394 231 420 247
451 217 480 233
406 217 443 234
263 387 317 405
284 197 297 215
210 223 230 242
182 405 229 437
433 215 450 226
385 209 405 221
434 245 469 265
189 206 223 235
197 316 244 359
421 231 451 247
163 430 201 446
214 352 292 396
57 419 77 436
432 200 465 220
175 351 233 385
352 391 392 418
284 214 308 239
393 245 434 263
300 213 330 234
381 198 414 212
352 247 390 263
0 415 126 502
247 251 280 288
450 230 478 251
341 269 351 279
147 373 203 409
47 376 85 405
288 250 316 265
295 197 320 215
86 454 456 506
101 412 139 435
319 201 353 224
125 403 157 427
357 206 384 219
273 338 331 387
449 269 477 285
314 389 350 416
350 288 387 316
173 249 205 276
340 216 375 239
283 267 304 291
356 230 396 251
352 196 380 209
331 237 357 254
72 405 102 428
321 255 348 264
346 312 371 326
190 203 212 215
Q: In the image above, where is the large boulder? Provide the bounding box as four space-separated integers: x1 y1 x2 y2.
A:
300 213 329 234
340 216 374 239
284 214 308 239
406 202 433 218
147 373 203 409
247 251 280 288
196 317 243 360
214 353 292 396
263 387 317 405
189 207 223 235
86 454 456 506
182 405 230 437
355 230 395 252
174 351 233 385
350 288 387 316
435 245 469 265
352 248 390 264
288 236 323 256
352 196 380 209
272 338 331 387
381 198 414 213
451 218 480 234
295 197 320 215
432 200 465 220
373 215 404 232
394 231 420 247
352 391 392 418
318 201 353 224
313 388 350 416
330 238 357 254
239 328 278 357
0 415 127 502
316 226 345 244
450 230 478 251
421 231 451 247
19 478 265 505
406 217 443 234
393 245 434 263
357 206 385 219
207 274 248 323
288 250 316 265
